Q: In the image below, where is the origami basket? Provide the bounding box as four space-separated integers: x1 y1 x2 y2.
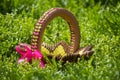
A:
31 8 94 62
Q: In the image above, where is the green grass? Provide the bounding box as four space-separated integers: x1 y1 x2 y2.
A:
0 0 120 80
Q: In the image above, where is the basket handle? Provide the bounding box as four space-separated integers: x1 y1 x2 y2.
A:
31 8 80 54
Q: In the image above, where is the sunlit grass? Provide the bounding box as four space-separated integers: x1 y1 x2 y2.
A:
0 0 120 80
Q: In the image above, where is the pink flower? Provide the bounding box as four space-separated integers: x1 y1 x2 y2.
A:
16 43 45 68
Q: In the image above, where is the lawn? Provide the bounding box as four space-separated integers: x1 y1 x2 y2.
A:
0 0 120 80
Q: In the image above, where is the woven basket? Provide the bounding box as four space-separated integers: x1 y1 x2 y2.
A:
31 8 94 62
